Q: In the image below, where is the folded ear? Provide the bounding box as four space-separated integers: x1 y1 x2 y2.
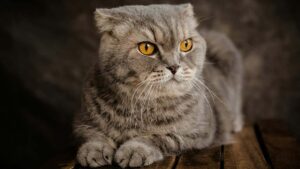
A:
94 8 120 33
178 3 198 28
178 3 194 17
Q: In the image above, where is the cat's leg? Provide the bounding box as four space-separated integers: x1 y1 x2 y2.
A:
73 75 118 168
114 132 214 168
74 124 116 168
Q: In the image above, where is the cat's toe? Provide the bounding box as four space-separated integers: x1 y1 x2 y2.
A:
77 141 115 168
102 146 114 164
114 147 130 168
129 152 144 167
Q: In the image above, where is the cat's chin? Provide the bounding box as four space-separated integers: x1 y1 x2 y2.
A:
166 78 181 84
159 79 192 97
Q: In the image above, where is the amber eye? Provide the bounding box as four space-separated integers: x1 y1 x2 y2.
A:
138 42 157 56
180 39 193 52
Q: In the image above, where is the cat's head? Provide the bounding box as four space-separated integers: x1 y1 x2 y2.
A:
95 4 206 97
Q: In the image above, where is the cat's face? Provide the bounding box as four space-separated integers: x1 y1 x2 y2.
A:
95 4 206 97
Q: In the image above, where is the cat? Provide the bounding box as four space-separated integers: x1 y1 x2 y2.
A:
73 3 243 168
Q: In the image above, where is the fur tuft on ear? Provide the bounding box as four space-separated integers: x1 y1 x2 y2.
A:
94 8 119 33
178 3 194 17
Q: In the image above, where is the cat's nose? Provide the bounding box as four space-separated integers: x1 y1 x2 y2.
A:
166 65 179 74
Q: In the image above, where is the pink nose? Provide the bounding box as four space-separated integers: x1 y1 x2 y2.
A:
167 65 179 74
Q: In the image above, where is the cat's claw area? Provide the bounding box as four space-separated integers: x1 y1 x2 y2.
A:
76 141 115 168
114 141 163 168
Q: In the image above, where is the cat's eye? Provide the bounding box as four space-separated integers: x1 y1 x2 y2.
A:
138 42 157 56
180 39 193 52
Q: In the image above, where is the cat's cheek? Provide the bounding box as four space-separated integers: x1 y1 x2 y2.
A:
174 73 184 82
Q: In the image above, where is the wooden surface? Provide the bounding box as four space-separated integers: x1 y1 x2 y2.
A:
223 126 269 169
176 147 221 169
41 119 300 169
258 120 300 169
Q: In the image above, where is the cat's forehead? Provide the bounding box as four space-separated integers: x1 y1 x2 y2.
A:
131 17 187 49
115 4 196 45
95 4 197 48
106 4 196 25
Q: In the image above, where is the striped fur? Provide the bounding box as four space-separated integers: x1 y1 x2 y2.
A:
73 3 243 168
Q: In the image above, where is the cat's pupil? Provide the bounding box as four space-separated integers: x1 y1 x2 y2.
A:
185 41 188 47
145 44 149 51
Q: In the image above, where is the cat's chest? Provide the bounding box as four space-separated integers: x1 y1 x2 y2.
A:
107 108 202 144
109 122 183 144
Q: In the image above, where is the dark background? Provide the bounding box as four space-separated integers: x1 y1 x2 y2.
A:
1 0 300 169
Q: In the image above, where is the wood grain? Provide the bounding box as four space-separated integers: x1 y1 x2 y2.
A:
40 149 75 169
223 125 269 169
40 151 176 169
142 156 176 169
176 147 221 169
258 119 300 169
41 120 300 169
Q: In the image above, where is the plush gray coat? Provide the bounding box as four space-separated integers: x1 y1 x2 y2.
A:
73 3 243 168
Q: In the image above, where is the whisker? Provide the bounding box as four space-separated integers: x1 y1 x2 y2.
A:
191 80 215 134
194 78 225 106
129 79 150 125
138 82 152 126
191 81 214 116
143 83 154 112
130 80 149 112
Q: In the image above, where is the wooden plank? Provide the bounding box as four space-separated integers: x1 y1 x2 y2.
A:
176 147 221 169
142 156 176 169
40 149 75 169
258 119 300 169
42 119 300 169
80 156 175 169
40 150 176 169
223 125 269 169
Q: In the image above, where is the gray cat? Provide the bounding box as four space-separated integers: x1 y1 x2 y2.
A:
73 3 243 168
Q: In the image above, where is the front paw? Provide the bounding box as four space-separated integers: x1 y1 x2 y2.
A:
76 141 115 168
115 141 163 168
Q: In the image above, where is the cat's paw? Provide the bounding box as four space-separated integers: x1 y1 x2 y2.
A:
76 141 115 168
114 141 163 168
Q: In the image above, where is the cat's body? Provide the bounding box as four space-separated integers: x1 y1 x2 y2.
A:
73 4 243 168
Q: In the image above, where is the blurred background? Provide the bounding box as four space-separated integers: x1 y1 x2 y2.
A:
1 0 300 168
